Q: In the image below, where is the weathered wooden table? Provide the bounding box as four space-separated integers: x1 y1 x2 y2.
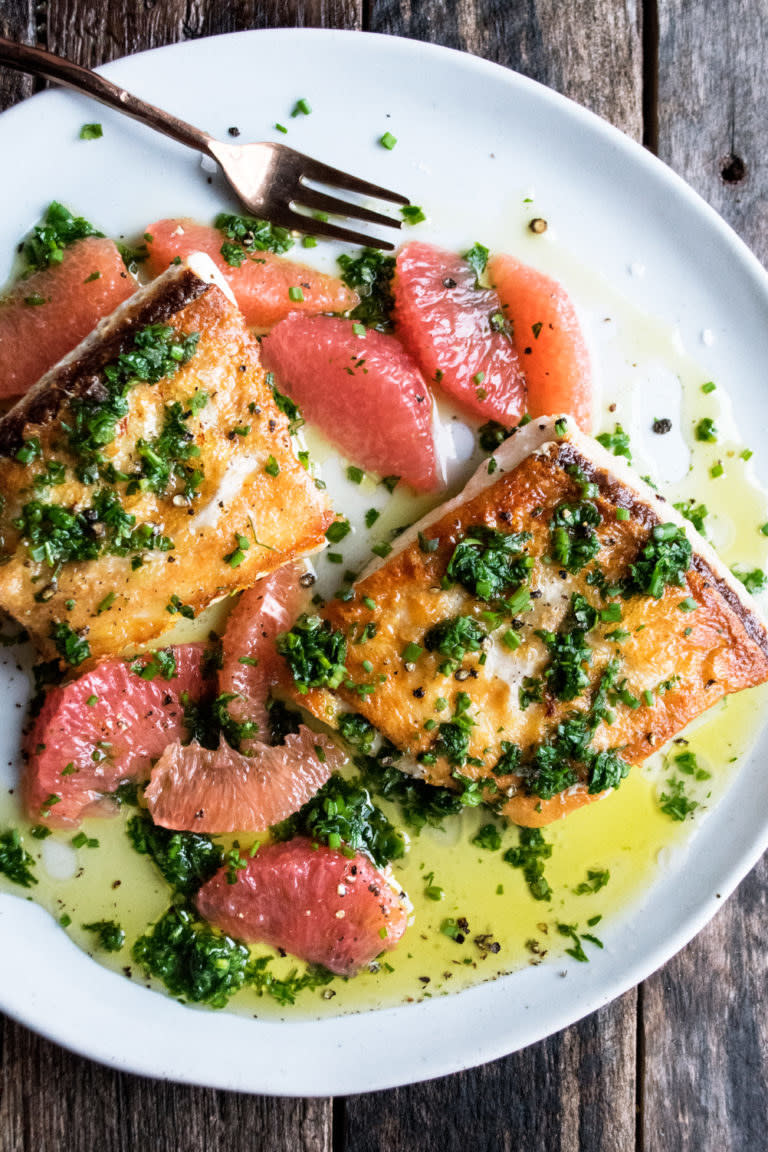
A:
0 2 765 1148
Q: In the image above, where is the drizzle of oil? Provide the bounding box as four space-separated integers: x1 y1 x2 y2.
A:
0 678 764 1018
2 198 768 1019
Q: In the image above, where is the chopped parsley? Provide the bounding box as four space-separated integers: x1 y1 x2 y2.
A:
65 324 199 471
130 648 177 681
326 518 351 544
131 396 207 500
694 417 718 443
270 376 305 435
276 614 347 692
535 593 598 704
214 212 294 255
272 773 405 867
79 123 103 140
626 523 692 599
212 692 259 751
360 747 463 831
224 533 250 568
401 204 426 224
596 423 632 462
573 868 610 895
462 242 489 286
659 777 699 821
732 566 767 595
166 593 195 620
423 615 486 662
557 921 604 962
337 248 396 332
477 420 513 452
0 828 38 887
504 827 552 901
82 920 125 951
21 201 102 273
133 906 249 1008
50 621 90 666
472 823 502 851
673 500 708 535
430 692 477 769
15 437 42 465
127 809 223 895
337 712 377 753
550 500 602 574
14 489 174 571
445 525 532 601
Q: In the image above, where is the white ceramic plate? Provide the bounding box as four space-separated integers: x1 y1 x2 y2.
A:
2 28 768 1096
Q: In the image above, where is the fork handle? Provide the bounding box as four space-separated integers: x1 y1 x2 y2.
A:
0 37 215 156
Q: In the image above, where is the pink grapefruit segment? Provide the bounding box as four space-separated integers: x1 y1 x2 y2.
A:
393 241 526 424
23 644 208 827
144 728 341 834
218 563 307 747
0 236 135 399
488 253 593 432
144 218 359 328
260 313 440 490
196 836 409 975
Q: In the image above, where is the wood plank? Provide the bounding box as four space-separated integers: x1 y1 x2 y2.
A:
0 1013 330 1152
44 0 360 59
640 861 768 1152
643 5 768 1147
341 3 643 1142
0 0 35 111
656 0 768 260
343 993 637 1152
366 0 643 138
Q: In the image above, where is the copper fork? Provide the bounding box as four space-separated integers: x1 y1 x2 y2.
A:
0 37 410 250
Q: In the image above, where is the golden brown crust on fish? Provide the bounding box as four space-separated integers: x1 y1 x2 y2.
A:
0 257 332 661
293 417 768 827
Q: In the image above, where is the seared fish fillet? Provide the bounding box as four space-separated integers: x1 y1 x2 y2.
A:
0 254 332 662
287 415 768 826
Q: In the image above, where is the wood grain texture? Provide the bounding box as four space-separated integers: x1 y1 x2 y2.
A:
367 0 644 139
641 5 768 1149
656 0 768 258
641 859 768 1152
44 0 360 60
342 992 638 1152
0 1013 330 1152
0 0 35 110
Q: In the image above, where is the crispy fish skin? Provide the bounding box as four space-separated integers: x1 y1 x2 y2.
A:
0 256 332 661
295 416 768 827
